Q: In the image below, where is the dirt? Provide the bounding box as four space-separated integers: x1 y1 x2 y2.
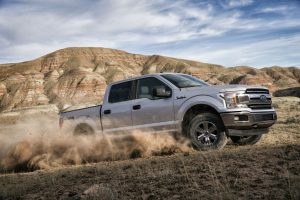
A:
0 97 299 199
0 145 299 200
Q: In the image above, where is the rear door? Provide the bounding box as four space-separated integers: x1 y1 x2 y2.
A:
132 77 176 131
101 80 134 133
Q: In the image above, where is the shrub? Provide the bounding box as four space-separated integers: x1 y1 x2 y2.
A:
285 116 300 124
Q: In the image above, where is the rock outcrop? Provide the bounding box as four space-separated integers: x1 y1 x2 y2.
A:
0 47 299 112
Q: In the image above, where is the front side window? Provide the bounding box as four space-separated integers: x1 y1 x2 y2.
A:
137 77 171 100
161 74 209 88
108 81 133 103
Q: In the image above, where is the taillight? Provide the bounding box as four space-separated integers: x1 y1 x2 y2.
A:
59 118 64 128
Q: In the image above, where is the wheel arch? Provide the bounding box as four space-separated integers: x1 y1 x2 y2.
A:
180 101 225 136
73 122 96 136
177 96 224 120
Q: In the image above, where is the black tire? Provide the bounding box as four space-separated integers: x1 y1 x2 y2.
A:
188 113 227 150
73 123 95 136
230 135 262 145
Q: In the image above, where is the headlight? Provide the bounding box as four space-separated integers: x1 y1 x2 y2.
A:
222 92 249 109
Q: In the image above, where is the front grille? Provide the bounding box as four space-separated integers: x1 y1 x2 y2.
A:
246 88 272 110
245 88 269 94
249 97 272 104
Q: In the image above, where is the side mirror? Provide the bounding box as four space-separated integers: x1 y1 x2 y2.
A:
153 87 171 98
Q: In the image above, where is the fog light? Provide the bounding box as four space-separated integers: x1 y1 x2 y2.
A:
234 116 239 121
234 115 248 121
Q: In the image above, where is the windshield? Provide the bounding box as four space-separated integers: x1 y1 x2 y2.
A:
161 74 210 88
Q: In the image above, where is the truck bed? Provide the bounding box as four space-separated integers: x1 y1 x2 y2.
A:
60 105 102 119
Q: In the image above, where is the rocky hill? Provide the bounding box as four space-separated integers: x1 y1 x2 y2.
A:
0 47 299 112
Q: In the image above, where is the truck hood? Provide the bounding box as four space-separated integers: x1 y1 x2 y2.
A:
181 84 268 96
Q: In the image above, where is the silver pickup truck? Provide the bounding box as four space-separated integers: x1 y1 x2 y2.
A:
60 73 277 150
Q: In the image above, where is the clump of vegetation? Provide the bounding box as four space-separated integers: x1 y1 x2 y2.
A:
285 115 300 124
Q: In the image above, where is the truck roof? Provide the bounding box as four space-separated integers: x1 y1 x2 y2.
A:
107 72 185 86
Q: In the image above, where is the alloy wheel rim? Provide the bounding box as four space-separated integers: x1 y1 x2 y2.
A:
193 121 218 145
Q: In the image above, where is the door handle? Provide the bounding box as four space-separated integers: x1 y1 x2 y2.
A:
104 109 111 114
132 105 141 110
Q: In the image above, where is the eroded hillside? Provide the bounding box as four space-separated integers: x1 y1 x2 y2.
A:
0 47 299 111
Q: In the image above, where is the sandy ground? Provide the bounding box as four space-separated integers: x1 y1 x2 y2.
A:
0 97 299 200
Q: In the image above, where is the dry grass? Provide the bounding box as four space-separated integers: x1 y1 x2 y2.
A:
0 97 299 200
262 97 300 145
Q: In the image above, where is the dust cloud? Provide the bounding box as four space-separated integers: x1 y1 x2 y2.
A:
0 116 192 172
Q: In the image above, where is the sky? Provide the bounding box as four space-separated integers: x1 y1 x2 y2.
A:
0 0 300 67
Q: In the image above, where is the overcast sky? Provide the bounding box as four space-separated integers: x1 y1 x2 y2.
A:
0 0 300 67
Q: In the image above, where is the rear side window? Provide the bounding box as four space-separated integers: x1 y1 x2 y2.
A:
108 81 133 103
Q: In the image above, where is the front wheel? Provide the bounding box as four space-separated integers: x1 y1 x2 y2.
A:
188 113 227 150
230 135 262 145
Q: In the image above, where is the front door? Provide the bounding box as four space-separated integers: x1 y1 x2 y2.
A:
132 77 175 131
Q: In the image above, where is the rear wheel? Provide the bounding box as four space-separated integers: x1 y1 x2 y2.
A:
188 113 227 150
73 123 95 136
230 135 262 145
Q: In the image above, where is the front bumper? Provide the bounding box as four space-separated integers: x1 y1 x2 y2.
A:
220 111 277 136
